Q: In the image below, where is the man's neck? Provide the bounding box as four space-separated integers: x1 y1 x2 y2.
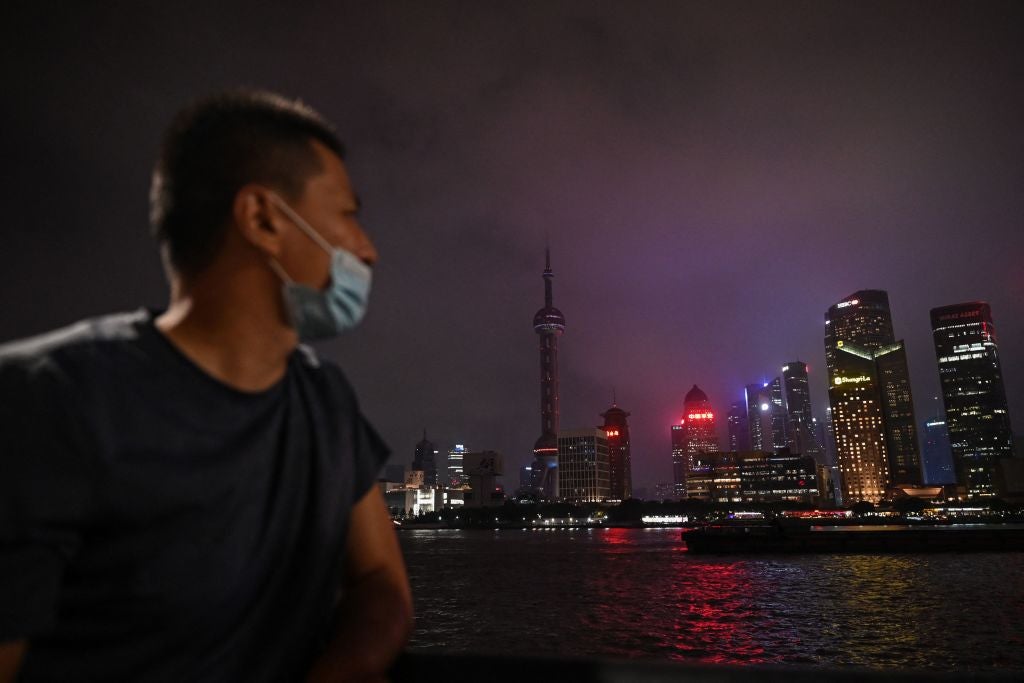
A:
156 266 298 393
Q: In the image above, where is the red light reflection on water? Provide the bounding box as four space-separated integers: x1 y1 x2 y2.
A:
586 529 781 666
597 527 635 546
670 560 771 665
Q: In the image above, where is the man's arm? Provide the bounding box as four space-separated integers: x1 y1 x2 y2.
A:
0 640 26 683
307 488 413 683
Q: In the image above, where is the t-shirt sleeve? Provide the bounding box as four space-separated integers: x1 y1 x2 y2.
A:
0 357 94 639
350 412 390 502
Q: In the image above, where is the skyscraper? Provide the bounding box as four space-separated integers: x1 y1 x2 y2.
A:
768 377 788 450
531 248 566 498
923 415 955 485
673 385 720 498
930 302 1015 497
411 430 438 486
670 423 686 499
447 443 467 487
558 428 610 502
782 361 824 462
825 290 923 502
744 383 774 452
727 400 750 451
600 399 633 501
875 341 921 485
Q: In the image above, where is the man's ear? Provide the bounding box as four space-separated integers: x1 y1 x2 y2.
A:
233 184 284 258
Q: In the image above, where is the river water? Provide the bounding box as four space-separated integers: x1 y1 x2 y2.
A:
399 527 1024 671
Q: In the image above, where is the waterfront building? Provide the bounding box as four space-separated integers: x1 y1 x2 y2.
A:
738 451 819 504
600 399 633 501
875 341 921 485
531 248 566 499
825 290 923 502
782 361 825 463
447 443 467 487
682 385 720 465
463 451 504 507
674 385 720 499
653 482 676 500
519 464 533 490
726 400 750 451
923 415 955 485
744 383 774 452
768 377 788 450
670 423 686 499
930 302 1016 497
557 428 610 502
411 430 439 487
683 450 818 504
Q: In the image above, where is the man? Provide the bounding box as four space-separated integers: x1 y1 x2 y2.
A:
0 90 412 681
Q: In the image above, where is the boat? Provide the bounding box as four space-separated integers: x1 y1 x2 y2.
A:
681 522 1024 554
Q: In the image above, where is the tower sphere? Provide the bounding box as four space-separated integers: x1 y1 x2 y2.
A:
533 307 566 334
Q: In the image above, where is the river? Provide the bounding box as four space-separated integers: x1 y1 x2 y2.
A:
399 527 1024 671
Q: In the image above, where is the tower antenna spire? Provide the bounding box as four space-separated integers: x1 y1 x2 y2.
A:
543 245 553 308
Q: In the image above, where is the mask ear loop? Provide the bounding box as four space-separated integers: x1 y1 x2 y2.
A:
267 192 336 255
267 258 294 284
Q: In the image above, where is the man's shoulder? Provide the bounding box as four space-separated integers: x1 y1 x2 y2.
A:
292 344 360 403
0 310 150 382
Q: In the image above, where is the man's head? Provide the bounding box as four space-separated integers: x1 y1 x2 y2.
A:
150 89 354 281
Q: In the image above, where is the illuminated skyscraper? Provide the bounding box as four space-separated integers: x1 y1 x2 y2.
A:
768 377 788 450
411 430 439 486
674 385 720 499
447 443 467 487
558 428 610 502
825 290 923 503
670 423 686 498
745 383 774 452
782 362 825 463
600 399 633 501
531 248 566 498
930 302 1015 497
876 342 921 485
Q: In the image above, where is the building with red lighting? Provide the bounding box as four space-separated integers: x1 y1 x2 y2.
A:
600 399 632 501
671 385 720 499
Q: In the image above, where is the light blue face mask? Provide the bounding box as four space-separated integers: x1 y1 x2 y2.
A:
267 193 372 341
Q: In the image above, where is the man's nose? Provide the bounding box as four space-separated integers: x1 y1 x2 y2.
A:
355 229 379 267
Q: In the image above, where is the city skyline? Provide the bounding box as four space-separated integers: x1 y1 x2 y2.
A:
407 276 1018 496
2 3 1022 491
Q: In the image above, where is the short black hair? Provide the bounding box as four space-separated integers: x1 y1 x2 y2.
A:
150 89 345 278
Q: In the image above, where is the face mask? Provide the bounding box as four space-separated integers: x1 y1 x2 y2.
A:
267 193 372 341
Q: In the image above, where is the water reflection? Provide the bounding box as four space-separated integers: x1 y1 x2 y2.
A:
400 528 1024 671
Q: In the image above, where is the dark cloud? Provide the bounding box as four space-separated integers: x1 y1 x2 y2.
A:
2 1 1022 488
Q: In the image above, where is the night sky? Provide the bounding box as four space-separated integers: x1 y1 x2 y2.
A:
3 1 1023 491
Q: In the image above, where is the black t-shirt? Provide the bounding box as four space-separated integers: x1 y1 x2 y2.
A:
0 310 389 681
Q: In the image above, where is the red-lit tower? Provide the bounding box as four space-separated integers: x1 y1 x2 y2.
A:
671 385 720 498
600 397 632 501
532 248 566 498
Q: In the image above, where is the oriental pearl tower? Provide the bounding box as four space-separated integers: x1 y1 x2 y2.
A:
532 248 565 499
